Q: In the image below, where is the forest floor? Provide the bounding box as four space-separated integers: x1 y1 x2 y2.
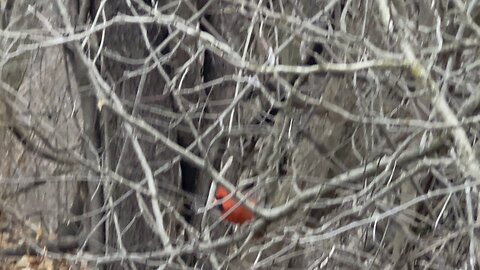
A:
0 211 86 270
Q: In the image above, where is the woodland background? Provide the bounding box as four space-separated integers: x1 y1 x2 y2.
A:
0 0 480 269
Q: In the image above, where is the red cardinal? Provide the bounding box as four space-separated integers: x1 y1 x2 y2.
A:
215 186 254 224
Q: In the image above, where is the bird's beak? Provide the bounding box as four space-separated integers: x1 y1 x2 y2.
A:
212 198 223 211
